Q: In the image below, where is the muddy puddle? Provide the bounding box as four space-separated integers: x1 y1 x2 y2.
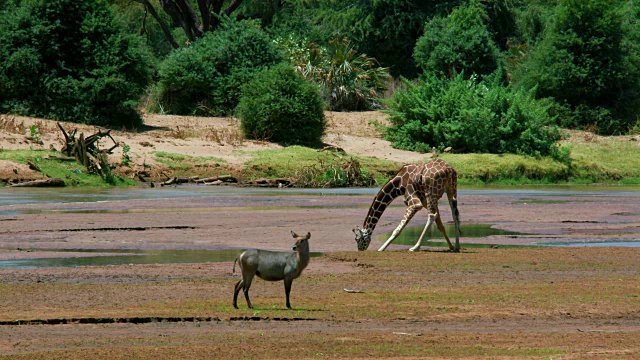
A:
377 222 640 249
376 223 529 248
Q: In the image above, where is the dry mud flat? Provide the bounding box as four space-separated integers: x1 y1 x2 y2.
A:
0 188 639 358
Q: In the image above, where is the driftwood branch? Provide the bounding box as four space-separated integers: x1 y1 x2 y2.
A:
10 178 65 188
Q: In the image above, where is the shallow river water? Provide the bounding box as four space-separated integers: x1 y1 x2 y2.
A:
1 185 639 268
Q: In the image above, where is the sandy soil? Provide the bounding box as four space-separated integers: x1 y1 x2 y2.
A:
1 112 639 358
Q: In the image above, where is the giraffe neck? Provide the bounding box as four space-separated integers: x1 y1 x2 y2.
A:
363 178 403 234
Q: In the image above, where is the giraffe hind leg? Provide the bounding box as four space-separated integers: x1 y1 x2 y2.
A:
435 214 454 251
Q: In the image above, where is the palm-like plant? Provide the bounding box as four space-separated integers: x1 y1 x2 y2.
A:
292 39 390 111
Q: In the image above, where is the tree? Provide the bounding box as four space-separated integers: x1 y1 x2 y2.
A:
511 0 640 134
0 0 151 127
131 0 281 48
414 1 501 79
272 0 451 78
153 19 282 115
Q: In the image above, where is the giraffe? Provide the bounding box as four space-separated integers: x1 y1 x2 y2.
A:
352 158 461 252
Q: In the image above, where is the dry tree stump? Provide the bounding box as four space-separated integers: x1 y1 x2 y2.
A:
57 122 119 179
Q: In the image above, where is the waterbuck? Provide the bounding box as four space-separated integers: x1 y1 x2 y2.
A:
233 231 311 309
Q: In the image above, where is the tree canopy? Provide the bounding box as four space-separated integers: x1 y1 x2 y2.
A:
1 0 638 142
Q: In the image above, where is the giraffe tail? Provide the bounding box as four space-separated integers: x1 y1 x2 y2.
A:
449 168 462 235
452 197 462 235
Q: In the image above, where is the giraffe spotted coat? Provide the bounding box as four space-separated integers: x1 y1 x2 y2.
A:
353 158 461 252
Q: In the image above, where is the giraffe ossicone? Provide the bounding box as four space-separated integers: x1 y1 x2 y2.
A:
354 158 461 252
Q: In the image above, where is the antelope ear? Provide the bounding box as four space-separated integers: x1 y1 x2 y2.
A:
291 231 298 238
352 228 358 235
306 232 311 239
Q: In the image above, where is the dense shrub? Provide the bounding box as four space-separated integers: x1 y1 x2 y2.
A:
282 38 390 111
236 63 326 146
414 1 501 79
384 72 566 159
154 19 282 116
0 0 151 127
511 0 640 134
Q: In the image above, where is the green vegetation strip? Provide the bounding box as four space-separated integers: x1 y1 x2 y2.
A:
3 132 640 187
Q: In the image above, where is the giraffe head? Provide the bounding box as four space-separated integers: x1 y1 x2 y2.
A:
352 228 371 251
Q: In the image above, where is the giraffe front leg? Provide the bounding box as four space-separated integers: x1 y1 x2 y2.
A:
435 214 455 251
378 206 419 251
410 213 436 252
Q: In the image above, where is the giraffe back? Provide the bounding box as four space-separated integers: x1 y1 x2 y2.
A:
419 158 457 203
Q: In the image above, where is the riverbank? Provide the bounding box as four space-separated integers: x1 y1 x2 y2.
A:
1 111 640 187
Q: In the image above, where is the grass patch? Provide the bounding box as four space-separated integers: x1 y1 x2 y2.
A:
153 151 229 177
568 136 640 183
241 145 399 186
437 133 640 185
238 132 640 187
441 153 570 185
0 149 134 187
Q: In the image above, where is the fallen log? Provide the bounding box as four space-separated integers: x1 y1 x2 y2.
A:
10 178 66 188
194 175 239 184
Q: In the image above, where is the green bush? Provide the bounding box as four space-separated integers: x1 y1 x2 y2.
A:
384 72 566 159
237 63 326 146
281 38 390 111
154 19 282 116
414 1 501 79
510 0 640 134
0 0 151 127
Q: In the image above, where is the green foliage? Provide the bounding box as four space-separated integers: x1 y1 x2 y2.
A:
414 1 501 79
384 72 566 158
272 0 447 78
236 63 326 146
0 0 151 127
121 143 131 166
481 0 519 51
29 125 41 143
283 38 390 111
511 0 640 134
153 19 282 116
